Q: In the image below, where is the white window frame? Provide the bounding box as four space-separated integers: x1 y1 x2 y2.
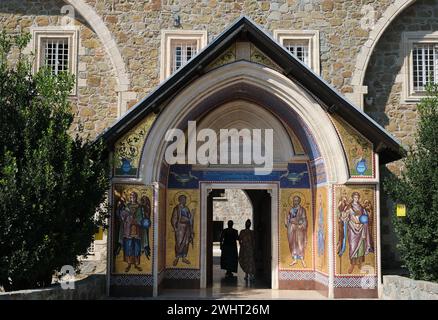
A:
402 31 438 103
273 30 320 75
31 26 79 95
160 30 207 81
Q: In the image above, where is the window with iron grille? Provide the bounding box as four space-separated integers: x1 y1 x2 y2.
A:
171 40 198 73
31 27 78 95
283 39 310 66
412 43 437 92
273 30 320 74
40 37 70 75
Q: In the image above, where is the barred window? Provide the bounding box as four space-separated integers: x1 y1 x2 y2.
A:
171 40 198 73
412 43 437 92
160 30 207 81
273 30 320 74
283 39 310 66
40 38 70 75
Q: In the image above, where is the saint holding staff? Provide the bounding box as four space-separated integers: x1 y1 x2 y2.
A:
171 194 195 266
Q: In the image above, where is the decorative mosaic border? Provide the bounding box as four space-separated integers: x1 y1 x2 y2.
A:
279 270 315 281
328 115 375 179
110 275 153 286
165 268 201 280
334 276 378 289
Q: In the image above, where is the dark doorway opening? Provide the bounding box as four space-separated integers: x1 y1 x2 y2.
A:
206 188 272 289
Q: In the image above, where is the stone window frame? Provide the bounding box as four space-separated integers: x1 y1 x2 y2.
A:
273 30 320 75
160 29 208 81
402 31 438 103
31 26 79 95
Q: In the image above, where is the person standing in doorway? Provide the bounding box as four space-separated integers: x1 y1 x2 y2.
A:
238 219 256 281
220 220 238 277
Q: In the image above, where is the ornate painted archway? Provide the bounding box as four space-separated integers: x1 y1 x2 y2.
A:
104 17 403 299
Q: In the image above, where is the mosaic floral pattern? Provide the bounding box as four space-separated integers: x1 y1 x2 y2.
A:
114 113 156 176
205 43 236 71
250 44 282 72
331 115 374 178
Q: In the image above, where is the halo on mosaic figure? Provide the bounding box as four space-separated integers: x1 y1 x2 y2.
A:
123 187 149 202
287 191 307 207
173 191 191 206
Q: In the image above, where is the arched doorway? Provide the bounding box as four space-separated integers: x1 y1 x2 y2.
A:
153 66 335 292
106 18 403 298
206 187 273 289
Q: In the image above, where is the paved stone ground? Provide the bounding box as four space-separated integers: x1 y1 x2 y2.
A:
113 244 329 300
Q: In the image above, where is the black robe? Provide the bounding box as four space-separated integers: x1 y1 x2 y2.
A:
220 227 238 273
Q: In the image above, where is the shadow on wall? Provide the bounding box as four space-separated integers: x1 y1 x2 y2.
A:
379 165 409 275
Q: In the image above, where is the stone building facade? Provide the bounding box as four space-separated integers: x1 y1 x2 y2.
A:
1 0 434 295
213 189 253 232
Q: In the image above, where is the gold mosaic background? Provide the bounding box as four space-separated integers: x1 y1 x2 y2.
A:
279 188 313 270
166 189 200 269
334 184 377 276
113 184 153 275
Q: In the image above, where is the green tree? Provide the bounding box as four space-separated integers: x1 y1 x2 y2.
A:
384 84 438 282
0 32 109 291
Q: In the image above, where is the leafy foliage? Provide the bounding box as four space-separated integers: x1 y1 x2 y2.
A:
0 32 109 291
384 84 438 282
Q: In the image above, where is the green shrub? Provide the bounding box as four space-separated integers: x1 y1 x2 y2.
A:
0 32 109 291
384 84 438 282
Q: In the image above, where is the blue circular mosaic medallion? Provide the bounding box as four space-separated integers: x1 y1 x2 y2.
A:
121 159 132 174
356 159 367 175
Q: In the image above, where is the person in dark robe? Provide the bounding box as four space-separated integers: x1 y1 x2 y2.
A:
238 219 256 281
220 220 239 277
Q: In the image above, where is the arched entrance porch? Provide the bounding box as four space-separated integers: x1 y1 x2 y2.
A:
138 61 347 298
106 18 403 299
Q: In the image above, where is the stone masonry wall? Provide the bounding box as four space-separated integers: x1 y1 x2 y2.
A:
86 0 393 100
365 0 438 151
364 0 438 270
0 0 119 139
1 0 402 136
0 274 106 300
213 189 252 232
383 275 438 300
1 0 430 274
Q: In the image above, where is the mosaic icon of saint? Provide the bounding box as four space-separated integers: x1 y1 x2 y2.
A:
171 195 195 266
116 192 151 272
337 192 374 274
317 194 325 267
285 196 308 268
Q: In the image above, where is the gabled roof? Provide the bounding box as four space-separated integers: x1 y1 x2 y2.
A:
100 16 405 164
